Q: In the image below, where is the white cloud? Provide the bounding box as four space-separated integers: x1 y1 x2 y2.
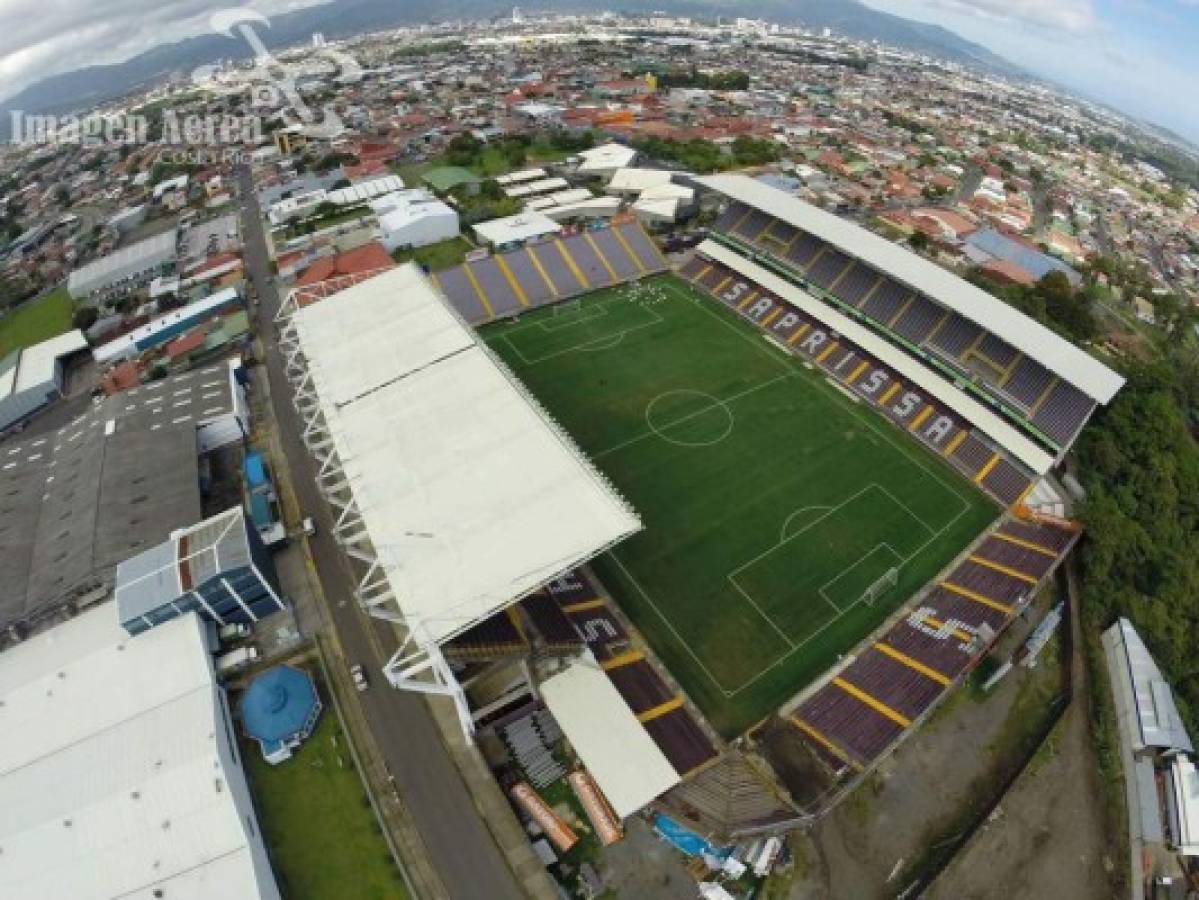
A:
920 0 1099 33
0 0 329 102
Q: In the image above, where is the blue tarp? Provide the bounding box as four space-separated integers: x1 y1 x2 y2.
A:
652 813 731 860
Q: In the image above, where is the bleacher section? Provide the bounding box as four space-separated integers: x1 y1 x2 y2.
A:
432 221 668 326
657 753 798 839
545 570 719 778
710 199 1102 451
792 515 1079 771
679 254 1034 508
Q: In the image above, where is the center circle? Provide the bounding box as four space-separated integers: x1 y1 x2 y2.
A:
645 389 734 448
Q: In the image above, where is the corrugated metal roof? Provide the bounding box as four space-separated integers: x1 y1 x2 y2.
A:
1111 617 1193 754
696 173 1125 404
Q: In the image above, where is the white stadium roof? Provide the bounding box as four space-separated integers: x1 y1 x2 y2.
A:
289 265 641 646
0 607 278 900
473 210 563 246
696 173 1125 405
10 329 88 394
541 661 680 818
699 239 1056 474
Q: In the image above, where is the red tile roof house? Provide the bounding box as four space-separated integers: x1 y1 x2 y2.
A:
296 242 396 290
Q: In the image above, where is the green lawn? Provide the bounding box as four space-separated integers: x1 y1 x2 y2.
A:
243 697 409 900
484 277 997 736
392 236 473 272
0 286 74 358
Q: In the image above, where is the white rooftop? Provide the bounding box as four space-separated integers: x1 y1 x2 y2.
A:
608 167 676 193
10 329 89 394
541 660 680 818
0 607 278 900
696 174 1125 405
473 210 563 246
578 142 639 174
289 265 640 645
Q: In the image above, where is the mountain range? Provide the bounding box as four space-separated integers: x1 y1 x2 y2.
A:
0 0 1019 133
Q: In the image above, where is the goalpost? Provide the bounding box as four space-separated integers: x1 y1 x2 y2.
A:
859 566 899 606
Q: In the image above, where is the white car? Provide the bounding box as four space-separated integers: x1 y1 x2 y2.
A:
301 516 316 537
350 664 368 692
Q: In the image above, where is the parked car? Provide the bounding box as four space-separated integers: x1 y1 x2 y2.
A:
302 516 317 537
350 663 368 692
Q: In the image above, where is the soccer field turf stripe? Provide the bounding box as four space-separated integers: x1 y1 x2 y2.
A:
967 554 1039 584
562 597 606 613
831 677 912 727
875 641 952 686
974 452 1001 483
600 649 645 671
993 530 1058 558
637 695 685 723
495 256 530 308
793 718 862 770
941 581 1013 615
462 263 496 320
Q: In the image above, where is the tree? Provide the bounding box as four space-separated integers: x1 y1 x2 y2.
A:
72 307 98 331
908 230 930 252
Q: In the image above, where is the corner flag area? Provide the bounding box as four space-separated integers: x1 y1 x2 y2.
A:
484 275 998 737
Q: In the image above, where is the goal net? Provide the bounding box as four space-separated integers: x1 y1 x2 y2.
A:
860 567 899 606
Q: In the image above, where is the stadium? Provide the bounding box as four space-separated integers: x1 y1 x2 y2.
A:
279 176 1122 822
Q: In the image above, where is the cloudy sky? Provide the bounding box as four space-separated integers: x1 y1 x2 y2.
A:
0 0 1196 144
862 0 1199 143
0 0 327 100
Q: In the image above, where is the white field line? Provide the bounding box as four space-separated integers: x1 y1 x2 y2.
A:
818 542 904 610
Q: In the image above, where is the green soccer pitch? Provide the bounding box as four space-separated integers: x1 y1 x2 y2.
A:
483 274 999 737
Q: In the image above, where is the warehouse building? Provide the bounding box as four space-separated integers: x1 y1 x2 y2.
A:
115 505 284 637
0 329 90 432
0 360 248 640
93 287 243 363
67 229 177 299
372 189 460 252
0 605 281 900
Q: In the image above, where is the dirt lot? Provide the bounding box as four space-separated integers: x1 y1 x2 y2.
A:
924 696 1116 900
926 573 1119 900
779 595 1078 900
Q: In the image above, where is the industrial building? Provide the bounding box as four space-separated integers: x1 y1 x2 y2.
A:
0 359 248 639
0 605 281 900
92 287 243 363
372 189 460 252
0 329 90 432
67 229 177 299
115 505 283 637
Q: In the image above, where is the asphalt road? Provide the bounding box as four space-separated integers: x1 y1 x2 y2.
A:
237 167 526 900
